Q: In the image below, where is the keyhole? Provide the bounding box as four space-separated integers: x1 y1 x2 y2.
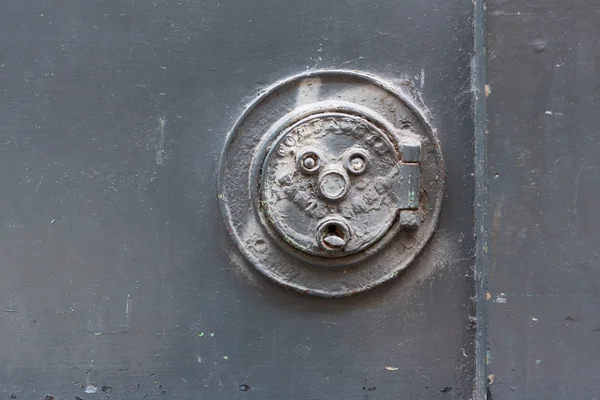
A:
319 221 348 250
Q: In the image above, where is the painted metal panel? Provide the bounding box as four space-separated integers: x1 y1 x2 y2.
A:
0 1 478 398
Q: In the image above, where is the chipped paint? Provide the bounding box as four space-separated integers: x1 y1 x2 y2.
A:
485 84 491 97
155 117 167 165
84 385 98 394
494 293 507 303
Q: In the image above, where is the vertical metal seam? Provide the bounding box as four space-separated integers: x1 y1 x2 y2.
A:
472 0 489 398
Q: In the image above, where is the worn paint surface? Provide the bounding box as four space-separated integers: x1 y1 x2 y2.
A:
0 0 477 398
487 0 600 398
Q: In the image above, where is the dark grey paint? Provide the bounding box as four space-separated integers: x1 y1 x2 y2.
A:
0 0 478 399
487 1 600 398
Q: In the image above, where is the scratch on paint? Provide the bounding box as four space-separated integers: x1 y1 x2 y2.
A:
125 294 132 327
572 166 585 222
156 117 167 165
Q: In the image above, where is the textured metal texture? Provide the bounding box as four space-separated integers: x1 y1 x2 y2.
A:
472 0 488 398
0 0 478 399
219 71 443 296
486 0 600 398
261 111 421 254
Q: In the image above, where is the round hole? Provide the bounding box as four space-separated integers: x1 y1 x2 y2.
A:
317 219 351 251
296 147 323 175
343 148 369 175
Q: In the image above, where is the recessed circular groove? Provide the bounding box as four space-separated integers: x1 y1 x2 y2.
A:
317 219 351 252
343 148 370 175
296 147 323 175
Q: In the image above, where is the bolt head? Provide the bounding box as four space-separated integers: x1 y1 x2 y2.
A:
318 169 350 201
303 156 316 170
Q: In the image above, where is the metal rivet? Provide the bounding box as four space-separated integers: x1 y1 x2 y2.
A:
303 156 316 170
296 147 323 175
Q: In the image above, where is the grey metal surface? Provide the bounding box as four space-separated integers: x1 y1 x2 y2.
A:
472 0 488 398
486 1 600 398
0 0 478 399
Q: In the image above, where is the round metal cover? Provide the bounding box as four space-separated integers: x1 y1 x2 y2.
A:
218 70 444 297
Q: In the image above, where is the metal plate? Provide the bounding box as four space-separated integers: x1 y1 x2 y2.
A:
486 0 600 398
219 70 444 297
260 109 420 257
0 0 479 397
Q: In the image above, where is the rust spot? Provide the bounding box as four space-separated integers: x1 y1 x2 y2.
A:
485 84 491 97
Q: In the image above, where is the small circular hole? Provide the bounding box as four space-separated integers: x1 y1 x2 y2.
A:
296 148 323 175
318 221 349 251
343 148 369 175
349 155 366 172
327 223 344 238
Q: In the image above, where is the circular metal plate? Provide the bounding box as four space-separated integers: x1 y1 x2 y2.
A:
218 70 444 297
261 112 401 258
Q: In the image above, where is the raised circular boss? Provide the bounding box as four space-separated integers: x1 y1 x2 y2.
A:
219 71 444 297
